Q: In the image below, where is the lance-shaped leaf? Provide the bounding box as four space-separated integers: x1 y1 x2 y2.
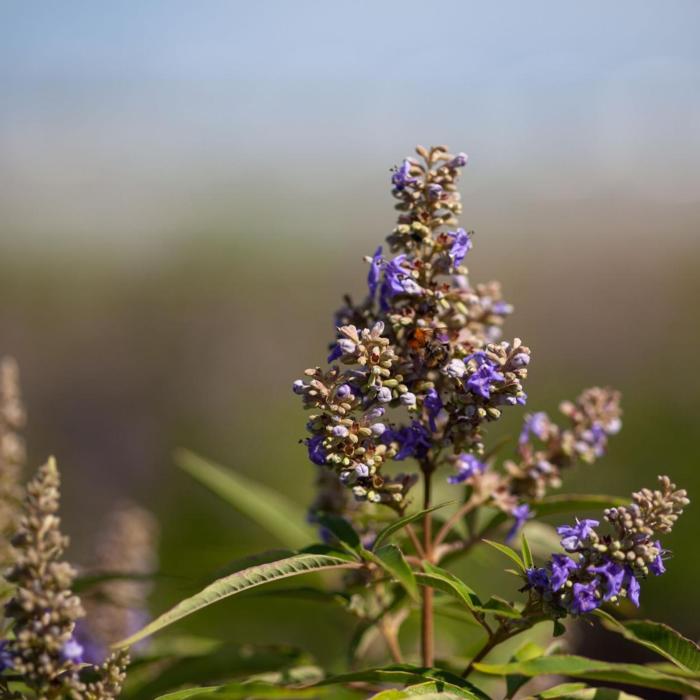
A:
371 544 418 601
535 683 643 699
154 684 327 699
595 610 700 673
372 501 453 551
521 532 534 569
175 448 315 549
474 654 700 696
415 563 482 611
370 680 484 698
314 664 489 700
482 539 526 572
115 550 359 648
315 513 362 555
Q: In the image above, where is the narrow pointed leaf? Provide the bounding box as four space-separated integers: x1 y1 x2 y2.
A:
536 684 643 699
316 513 362 555
175 448 314 549
115 551 359 648
474 655 700 696
595 611 700 673
315 665 489 700
415 563 482 611
372 501 454 551
521 532 534 569
370 680 482 698
372 545 418 601
473 595 521 619
482 539 526 572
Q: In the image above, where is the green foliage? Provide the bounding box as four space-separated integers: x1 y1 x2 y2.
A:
415 563 482 611
474 654 700 696
370 680 484 698
371 544 419 601
482 539 526 572
174 449 315 549
595 610 700 672
372 502 453 551
535 683 643 699
117 549 358 647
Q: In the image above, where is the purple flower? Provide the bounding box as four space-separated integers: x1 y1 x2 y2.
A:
332 425 349 438
380 255 422 310
589 560 625 601
557 518 599 551
492 300 513 315
550 554 578 591
292 380 305 395
527 567 549 589
389 421 432 461
506 504 532 543
0 641 12 672
336 384 353 399
448 228 472 267
377 386 392 403
307 435 326 466
427 183 443 199
447 453 486 484
327 344 343 363
448 152 468 168
424 388 443 432
624 568 641 607
649 541 666 576
367 246 382 298
466 361 505 400
571 580 600 614
61 638 84 663
391 159 419 191
519 412 550 445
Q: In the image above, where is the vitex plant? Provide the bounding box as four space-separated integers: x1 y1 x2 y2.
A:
1 149 697 699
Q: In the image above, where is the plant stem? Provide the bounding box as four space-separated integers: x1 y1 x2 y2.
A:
432 494 483 549
420 457 435 667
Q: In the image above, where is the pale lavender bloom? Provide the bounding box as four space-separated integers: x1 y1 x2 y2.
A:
332 425 349 438
400 392 417 409
447 453 486 484
506 504 532 542
448 228 472 267
377 386 392 403
448 152 468 168
550 554 578 591
336 384 353 399
391 159 419 191
292 380 305 395
467 361 505 400
589 560 625 601
370 422 386 436
519 411 550 445
427 183 443 199
380 255 423 310
61 638 84 663
557 518 599 551
367 246 383 298
445 358 466 379
624 568 641 607
355 463 370 478
571 580 600 614
424 388 443 432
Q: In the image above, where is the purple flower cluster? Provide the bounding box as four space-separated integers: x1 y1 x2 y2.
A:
525 505 671 617
447 453 486 484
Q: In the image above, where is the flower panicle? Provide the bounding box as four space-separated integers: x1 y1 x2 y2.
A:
297 147 531 514
525 475 689 617
0 356 26 564
3 457 130 698
505 386 622 501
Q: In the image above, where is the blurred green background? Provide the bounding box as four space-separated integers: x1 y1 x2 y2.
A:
1 0 699 685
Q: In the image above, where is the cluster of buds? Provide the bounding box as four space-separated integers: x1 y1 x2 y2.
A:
0 356 26 566
296 146 531 516
2 458 129 698
504 387 622 501
525 476 689 616
295 323 417 508
77 503 159 663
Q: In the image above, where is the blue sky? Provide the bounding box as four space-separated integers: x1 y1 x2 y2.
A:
1 1 699 240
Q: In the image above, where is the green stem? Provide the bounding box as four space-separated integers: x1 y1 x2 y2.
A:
420 457 435 667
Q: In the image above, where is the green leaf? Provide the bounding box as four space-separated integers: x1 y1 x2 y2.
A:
473 595 521 620
154 683 326 699
535 683 643 699
370 680 483 699
175 448 315 549
595 611 700 673
521 532 534 569
530 494 628 518
315 513 362 555
115 550 359 648
521 522 561 561
128 645 310 700
482 539 526 572
474 654 700 696
371 544 418 601
506 641 545 698
315 665 489 700
415 562 482 611
372 501 454 551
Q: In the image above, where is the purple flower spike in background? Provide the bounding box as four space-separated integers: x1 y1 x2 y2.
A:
448 453 486 484
506 503 531 542
449 228 472 267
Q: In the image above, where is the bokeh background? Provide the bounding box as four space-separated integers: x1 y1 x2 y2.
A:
1 0 699 694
